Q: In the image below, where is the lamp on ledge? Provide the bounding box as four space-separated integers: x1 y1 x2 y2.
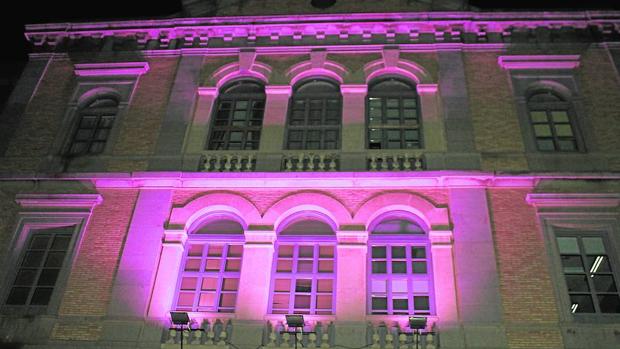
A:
408 316 427 349
170 311 204 349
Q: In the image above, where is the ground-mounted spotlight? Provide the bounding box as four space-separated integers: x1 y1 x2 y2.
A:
285 314 305 329
311 0 337 9
170 311 191 326
408 316 427 349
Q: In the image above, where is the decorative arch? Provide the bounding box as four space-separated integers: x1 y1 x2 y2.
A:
354 192 449 230
263 192 352 231
286 51 348 86
210 51 272 88
168 193 262 231
364 49 433 85
524 80 573 100
77 87 121 108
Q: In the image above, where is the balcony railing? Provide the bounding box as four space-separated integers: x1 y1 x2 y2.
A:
282 151 339 172
367 151 424 171
161 318 232 348
262 321 335 348
367 322 438 349
201 152 257 172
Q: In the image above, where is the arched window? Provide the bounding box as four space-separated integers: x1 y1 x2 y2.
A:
527 90 579 152
367 78 421 150
270 213 336 315
68 94 119 156
286 79 341 150
173 216 245 313
368 212 433 315
208 80 265 150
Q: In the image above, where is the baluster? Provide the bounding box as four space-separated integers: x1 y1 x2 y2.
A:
282 333 291 348
306 153 315 171
224 155 233 172
246 154 254 171
414 156 422 170
318 154 326 171
182 329 190 345
284 156 293 171
218 331 228 347
234 155 242 171
207 328 216 345
321 333 330 349
309 333 317 348
380 154 388 171
267 333 277 347
398 334 407 349
386 333 394 349
329 156 337 171
426 333 436 349
225 320 233 343
297 153 305 171
403 154 412 170
202 155 211 171
371 334 381 349
165 329 176 344
369 155 378 171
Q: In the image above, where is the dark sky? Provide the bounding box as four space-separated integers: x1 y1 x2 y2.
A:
2 0 620 107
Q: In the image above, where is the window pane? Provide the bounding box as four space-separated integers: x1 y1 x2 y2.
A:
177 292 194 307
372 246 386 258
202 278 218 291
372 297 388 310
534 124 552 137
225 259 241 272
393 298 408 310
319 246 334 258
587 255 611 273
598 295 620 313
297 260 313 273
5 287 29 305
412 261 427 274
592 275 617 292
30 236 50 249
37 269 59 286
403 99 416 108
414 296 430 310
537 139 555 151
557 237 579 254
181 277 197 290
561 255 584 273
279 245 294 257
208 245 223 257
412 280 429 293
188 244 203 257
277 260 293 272
316 295 332 309
558 140 577 151
222 278 239 291
371 279 386 293
555 124 574 137
317 279 333 292
295 279 312 293
565 274 590 292
530 111 548 123
14 269 37 286
199 293 216 307
22 252 44 268
372 261 387 274
51 236 71 251
228 245 243 257
582 237 605 255
412 247 426 259
392 261 407 273
44 252 66 267
392 279 408 293
318 260 334 273
392 246 406 258
205 259 220 271
30 288 53 305
299 246 314 257
570 295 595 313
272 294 289 309
294 295 311 309
220 293 237 307
275 279 291 292
551 111 569 122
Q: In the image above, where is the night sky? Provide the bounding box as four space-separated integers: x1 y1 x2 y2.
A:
2 0 620 108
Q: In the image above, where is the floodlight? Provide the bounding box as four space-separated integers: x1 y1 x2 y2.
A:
408 316 427 330
285 314 305 328
170 311 191 326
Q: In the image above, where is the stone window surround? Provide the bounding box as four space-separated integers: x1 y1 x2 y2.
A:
0 194 102 316
527 193 620 322
499 55 595 155
45 62 149 172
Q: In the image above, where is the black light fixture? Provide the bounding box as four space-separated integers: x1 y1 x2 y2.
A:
170 311 191 326
311 0 337 9
408 316 427 330
285 314 305 328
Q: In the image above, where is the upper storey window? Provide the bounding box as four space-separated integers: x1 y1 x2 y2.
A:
368 213 433 315
208 80 265 150
68 95 118 156
527 90 579 152
286 79 341 150
174 217 244 313
367 78 421 150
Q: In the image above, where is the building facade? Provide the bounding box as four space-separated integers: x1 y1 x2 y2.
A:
1 1 620 348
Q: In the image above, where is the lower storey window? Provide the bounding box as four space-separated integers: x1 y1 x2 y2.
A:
271 244 335 314
557 235 620 313
175 243 243 313
5 228 72 307
370 244 432 315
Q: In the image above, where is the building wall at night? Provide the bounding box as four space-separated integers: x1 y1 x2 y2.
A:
0 2 620 349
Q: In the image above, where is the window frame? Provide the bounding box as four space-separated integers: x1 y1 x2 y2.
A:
206 79 266 151
269 235 337 315
526 90 581 153
66 95 120 157
366 77 423 150
0 195 98 316
285 78 342 150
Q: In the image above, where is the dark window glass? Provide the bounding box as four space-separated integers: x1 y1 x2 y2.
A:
286 79 341 150
207 80 265 150
366 78 421 149
68 96 119 156
527 91 579 152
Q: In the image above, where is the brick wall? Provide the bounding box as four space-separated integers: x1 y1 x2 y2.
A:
488 188 564 349
464 52 528 172
51 189 138 341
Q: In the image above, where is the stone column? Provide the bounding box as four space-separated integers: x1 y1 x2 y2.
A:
417 84 445 153
335 230 368 320
256 85 292 171
183 87 219 170
429 230 458 323
147 229 187 320
235 229 277 320
340 85 368 171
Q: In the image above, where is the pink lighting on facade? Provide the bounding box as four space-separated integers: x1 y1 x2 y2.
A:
73 62 150 76
498 55 581 70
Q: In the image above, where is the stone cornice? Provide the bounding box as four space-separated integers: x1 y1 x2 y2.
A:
23 11 620 52
16 194 103 209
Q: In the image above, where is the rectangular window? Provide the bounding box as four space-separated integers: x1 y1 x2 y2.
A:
556 235 620 314
4 226 74 310
175 243 243 313
369 244 431 315
271 244 335 315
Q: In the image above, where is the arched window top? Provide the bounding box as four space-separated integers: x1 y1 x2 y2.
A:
294 78 340 95
77 88 121 109
278 212 336 236
528 90 566 103
221 79 265 95
369 77 417 95
369 211 427 235
82 96 119 109
190 214 245 235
